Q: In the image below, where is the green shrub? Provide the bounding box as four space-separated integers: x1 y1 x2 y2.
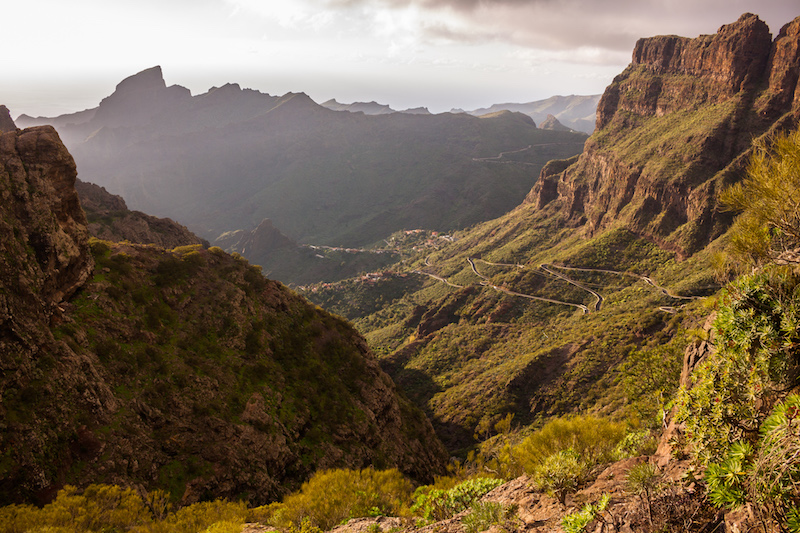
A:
625 463 659 525
460 501 514 533
0 484 152 532
612 429 657 461
270 468 412 531
703 395 800 531
720 128 800 267
675 269 800 466
146 499 247 533
0 485 250 533
619 342 682 425
530 449 586 505
511 415 626 476
411 477 503 523
561 493 610 533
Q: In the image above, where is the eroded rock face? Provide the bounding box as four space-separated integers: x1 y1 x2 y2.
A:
0 125 92 308
531 13 800 257
0 106 16 133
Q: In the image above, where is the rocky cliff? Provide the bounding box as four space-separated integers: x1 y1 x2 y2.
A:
0 125 447 506
530 13 800 256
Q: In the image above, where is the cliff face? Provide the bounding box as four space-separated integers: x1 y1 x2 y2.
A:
531 13 800 256
0 125 446 505
0 125 92 310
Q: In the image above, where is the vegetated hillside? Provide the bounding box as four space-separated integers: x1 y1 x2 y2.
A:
0 122 447 507
16 68 587 251
75 179 206 248
461 94 601 134
306 13 800 451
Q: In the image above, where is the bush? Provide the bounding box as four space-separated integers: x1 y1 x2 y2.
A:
270 468 412 531
511 415 626 476
675 269 800 466
153 500 247 533
561 493 610 533
612 429 657 461
461 501 514 533
531 449 586 505
721 128 800 267
411 477 504 523
703 395 800 531
619 342 683 426
0 485 152 533
0 485 249 533
625 463 660 525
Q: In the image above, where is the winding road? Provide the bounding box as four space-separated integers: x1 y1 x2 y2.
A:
413 255 704 316
472 143 586 166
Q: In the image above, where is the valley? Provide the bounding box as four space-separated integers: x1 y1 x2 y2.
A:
2 9 800 533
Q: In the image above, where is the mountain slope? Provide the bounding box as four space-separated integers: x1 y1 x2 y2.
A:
75 179 206 248
307 13 800 450
0 123 447 506
16 68 587 252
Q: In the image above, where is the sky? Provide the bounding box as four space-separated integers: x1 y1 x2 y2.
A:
3 0 798 118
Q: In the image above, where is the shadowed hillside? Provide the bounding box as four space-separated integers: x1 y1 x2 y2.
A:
0 119 447 506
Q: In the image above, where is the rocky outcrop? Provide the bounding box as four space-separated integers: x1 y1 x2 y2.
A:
539 114 572 132
0 126 447 506
75 179 205 248
223 218 296 258
530 13 800 257
0 126 93 307
321 99 395 115
0 106 16 133
763 16 800 114
600 13 772 127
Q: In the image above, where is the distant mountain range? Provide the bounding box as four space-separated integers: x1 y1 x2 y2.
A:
453 94 601 134
318 96 599 133
320 99 431 115
16 68 588 284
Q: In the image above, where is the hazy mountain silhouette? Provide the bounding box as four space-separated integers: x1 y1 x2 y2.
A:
457 94 601 134
17 67 587 254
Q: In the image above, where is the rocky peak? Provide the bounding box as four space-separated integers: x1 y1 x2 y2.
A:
532 13 800 257
0 105 16 132
112 65 167 95
631 13 770 86
599 13 772 129
93 66 191 127
539 114 571 132
764 15 800 113
233 218 296 258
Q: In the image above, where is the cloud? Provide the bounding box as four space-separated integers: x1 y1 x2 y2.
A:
298 0 799 60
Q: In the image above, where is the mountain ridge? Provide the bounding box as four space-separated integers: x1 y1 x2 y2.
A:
0 121 447 505
16 72 588 277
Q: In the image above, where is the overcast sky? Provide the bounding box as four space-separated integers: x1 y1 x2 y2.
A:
4 0 797 118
